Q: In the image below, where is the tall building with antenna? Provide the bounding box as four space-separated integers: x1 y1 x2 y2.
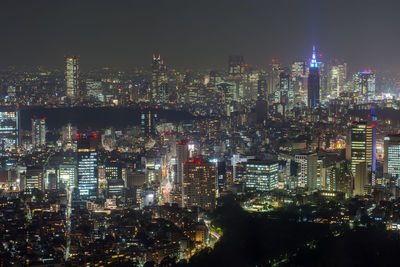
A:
308 46 320 108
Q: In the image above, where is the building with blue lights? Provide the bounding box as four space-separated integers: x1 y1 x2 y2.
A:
77 135 98 200
0 106 20 153
307 46 320 108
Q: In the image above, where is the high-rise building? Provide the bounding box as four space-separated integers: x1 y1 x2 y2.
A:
140 109 158 136
182 158 216 211
228 55 245 75
384 134 400 180
0 107 19 152
295 153 321 190
257 78 267 100
65 55 80 98
350 121 376 186
244 160 279 192
329 63 347 98
31 117 46 148
308 46 320 107
77 134 98 199
24 167 44 191
176 140 189 186
357 71 376 102
151 54 168 103
276 69 294 110
58 164 76 188
86 79 103 100
268 59 281 96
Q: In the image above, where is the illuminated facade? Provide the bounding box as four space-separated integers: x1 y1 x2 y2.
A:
151 54 168 103
183 159 216 211
350 121 375 185
0 108 19 152
295 154 320 190
31 118 46 148
77 135 98 199
245 160 279 192
307 46 320 107
65 55 80 98
140 109 158 135
276 70 294 110
384 134 400 180
329 63 347 98
357 71 375 102
58 164 76 188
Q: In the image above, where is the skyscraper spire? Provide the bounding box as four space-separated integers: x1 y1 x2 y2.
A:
310 45 318 68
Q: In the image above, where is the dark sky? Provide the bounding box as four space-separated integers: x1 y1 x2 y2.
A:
0 0 399 72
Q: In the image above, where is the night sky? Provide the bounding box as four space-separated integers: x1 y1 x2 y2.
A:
0 0 399 72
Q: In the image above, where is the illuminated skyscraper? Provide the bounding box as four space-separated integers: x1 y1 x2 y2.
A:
77 134 98 199
268 59 281 95
350 121 376 187
357 71 376 102
65 55 80 98
245 160 279 192
307 46 320 107
0 107 19 152
329 63 347 98
151 54 168 103
276 69 294 110
384 134 400 180
31 117 46 148
183 158 216 211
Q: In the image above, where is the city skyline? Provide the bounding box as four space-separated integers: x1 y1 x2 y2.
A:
1 0 400 72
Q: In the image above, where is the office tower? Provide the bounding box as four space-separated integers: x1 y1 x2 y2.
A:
86 79 103 100
357 71 376 102
350 121 375 186
58 164 76 188
257 78 267 100
291 61 307 104
245 160 279 192
182 158 216 211
295 153 320 190
151 54 168 103
140 109 158 136
24 167 44 191
31 117 46 148
107 179 124 196
0 107 19 152
354 162 367 195
228 55 245 75
291 61 306 78
77 134 98 199
65 55 80 98
268 59 281 95
276 69 294 110
308 46 320 107
329 63 347 98
217 161 226 192
105 164 121 180
227 55 245 101
176 140 189 186
384 134 400 180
